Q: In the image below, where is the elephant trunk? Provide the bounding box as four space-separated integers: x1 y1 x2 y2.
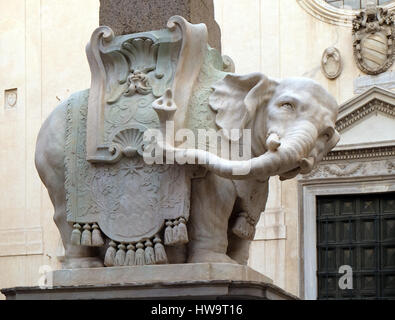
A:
167 121 318 180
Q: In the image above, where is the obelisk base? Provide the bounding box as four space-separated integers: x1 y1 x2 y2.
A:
1 263 298 300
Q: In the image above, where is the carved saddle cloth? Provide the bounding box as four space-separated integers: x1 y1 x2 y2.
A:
63 17 229 266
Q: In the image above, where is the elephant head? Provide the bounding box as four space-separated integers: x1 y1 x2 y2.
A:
152 72 340 181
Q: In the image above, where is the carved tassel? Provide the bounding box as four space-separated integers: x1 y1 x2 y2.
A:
104 241 117 267
232 212 250 240
124 244 136 266
153 234 168 264
164 221 173 246
70 223 82 245
114 244 126 266
134 242 145 265
81 224 92 246
92 223 104 247
172 219 180 243
176 217 189 244
144 240 155 265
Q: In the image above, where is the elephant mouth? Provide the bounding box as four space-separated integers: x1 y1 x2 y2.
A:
278 156 316 181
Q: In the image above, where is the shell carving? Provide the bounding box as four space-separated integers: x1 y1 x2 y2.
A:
112 128 146 158
122 38 159 74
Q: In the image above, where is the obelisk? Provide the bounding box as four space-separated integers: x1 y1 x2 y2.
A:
99 0 222 52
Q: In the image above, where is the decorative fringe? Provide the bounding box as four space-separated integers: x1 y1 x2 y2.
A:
81 224 92 246
144 240 155 265
134 242 145 265
232 212 255 240
102 231 174 267
164 218 189 246
114 244 126 266
70 223 81 245
124 244 136 266
153 234 168 264
70 222 105 247
164 221 173 246
104 240 117 267
92 223 104 246
176 218 189 244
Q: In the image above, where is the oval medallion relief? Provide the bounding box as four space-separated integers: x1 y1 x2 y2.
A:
321 47 342 80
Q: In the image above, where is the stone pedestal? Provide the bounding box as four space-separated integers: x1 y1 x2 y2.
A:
99 0 222 51
1 263 298 300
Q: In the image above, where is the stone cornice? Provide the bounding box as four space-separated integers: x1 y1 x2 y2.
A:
297 0 395 27
336 99 395 132
339 86 395 116
324 145 395 161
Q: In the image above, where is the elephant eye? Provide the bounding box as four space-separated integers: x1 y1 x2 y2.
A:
280 103 294 111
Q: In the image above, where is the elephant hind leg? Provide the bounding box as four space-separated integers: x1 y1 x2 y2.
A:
35 103 103 269
36 156 103 269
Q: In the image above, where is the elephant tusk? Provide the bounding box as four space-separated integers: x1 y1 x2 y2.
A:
279 166 301 181
266 133 281 151
299 156 315 173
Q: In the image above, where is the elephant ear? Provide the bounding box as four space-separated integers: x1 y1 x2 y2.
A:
209 72 278 139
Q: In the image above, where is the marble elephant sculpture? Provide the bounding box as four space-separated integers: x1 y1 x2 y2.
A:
35 72 339 268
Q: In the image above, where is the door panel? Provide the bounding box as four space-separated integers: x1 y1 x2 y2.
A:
317 192 395 299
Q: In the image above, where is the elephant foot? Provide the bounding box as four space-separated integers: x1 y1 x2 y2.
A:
187 249 239 264
62 257 104 269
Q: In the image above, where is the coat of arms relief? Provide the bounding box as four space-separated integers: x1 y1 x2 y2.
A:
353 1 395 75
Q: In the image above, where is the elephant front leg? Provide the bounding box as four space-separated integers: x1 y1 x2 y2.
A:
187 172 238 263
227 179 269 265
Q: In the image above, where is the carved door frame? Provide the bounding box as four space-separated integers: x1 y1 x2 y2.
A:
297 86 395 299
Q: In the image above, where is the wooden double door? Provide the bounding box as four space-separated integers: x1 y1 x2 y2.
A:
317 192 395 299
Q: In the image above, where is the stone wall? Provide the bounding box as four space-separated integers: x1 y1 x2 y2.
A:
0 0 99 299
